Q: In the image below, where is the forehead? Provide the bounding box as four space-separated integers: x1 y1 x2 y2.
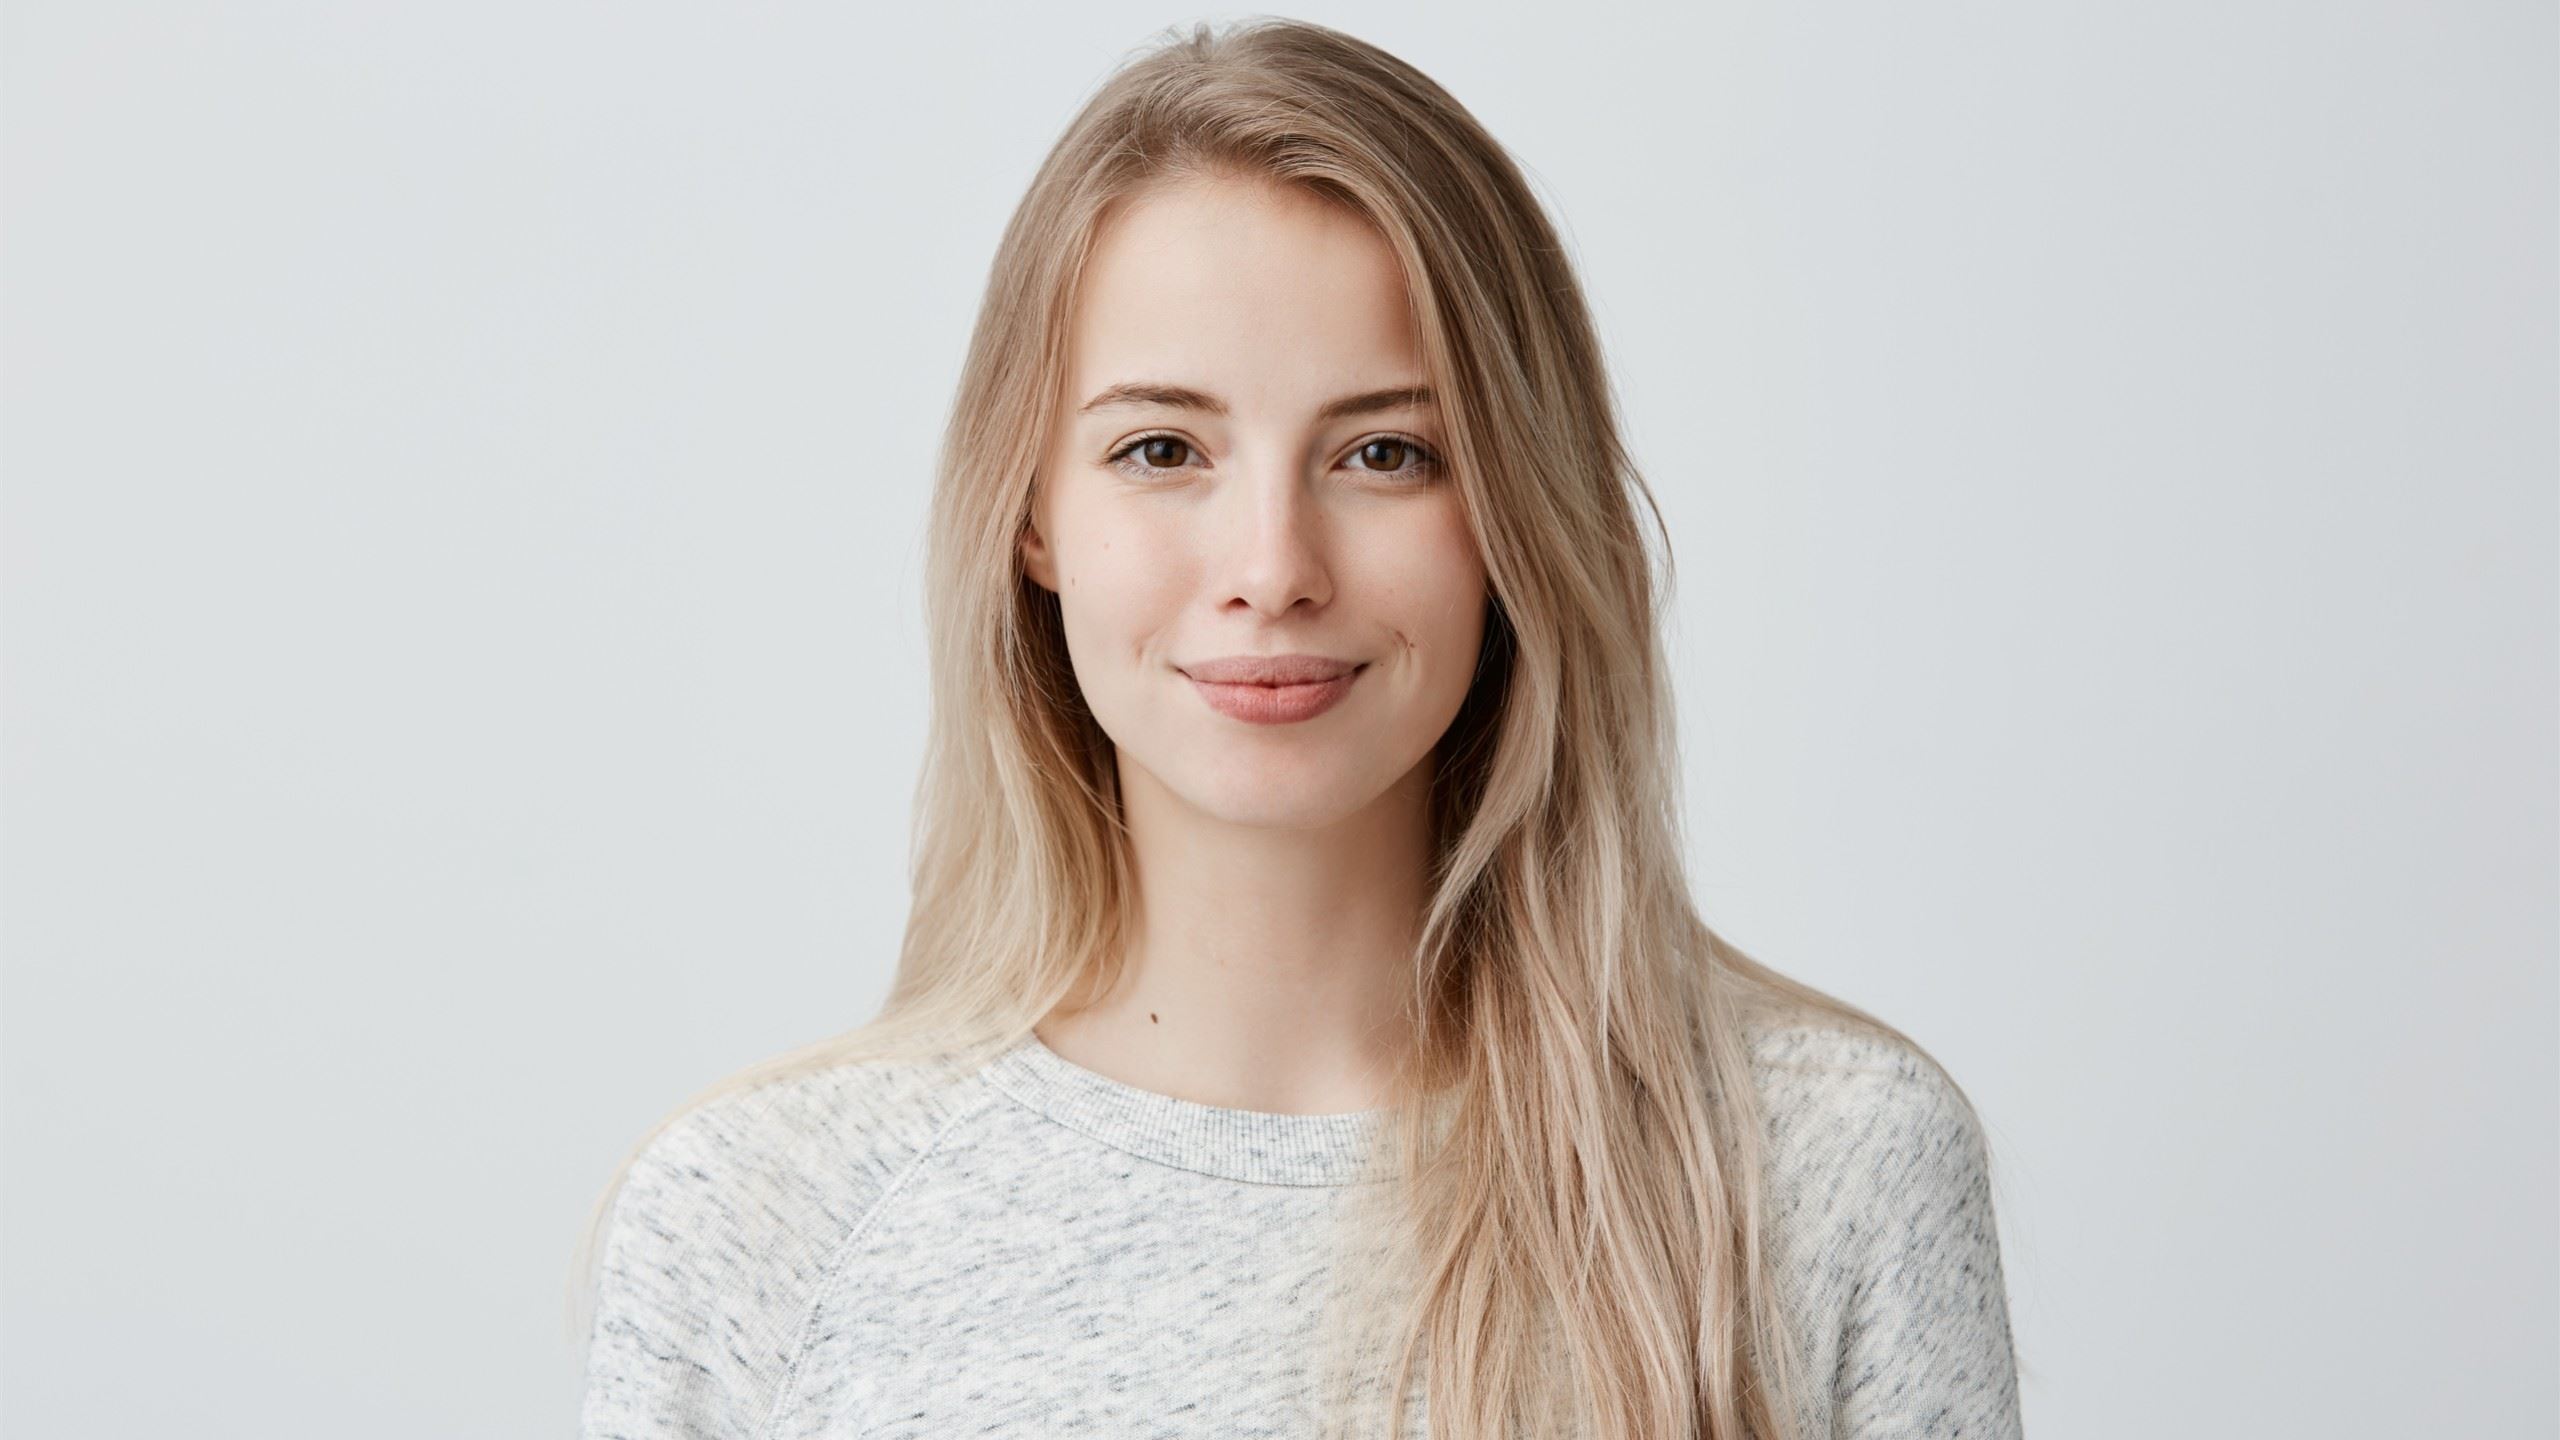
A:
1064 176 1424 406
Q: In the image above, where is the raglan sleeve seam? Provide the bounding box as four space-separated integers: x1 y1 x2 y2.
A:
756 1086 1003 1440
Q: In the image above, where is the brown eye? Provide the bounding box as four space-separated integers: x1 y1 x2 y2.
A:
1348 435 1439 480
1105 433 1202 478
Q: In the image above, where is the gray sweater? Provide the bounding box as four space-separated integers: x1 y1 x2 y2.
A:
577 1018 2023 1438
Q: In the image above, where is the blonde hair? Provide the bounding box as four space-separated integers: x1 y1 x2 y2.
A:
569 17 1973 1438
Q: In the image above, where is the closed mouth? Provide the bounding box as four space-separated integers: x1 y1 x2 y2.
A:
1176 655 1365 685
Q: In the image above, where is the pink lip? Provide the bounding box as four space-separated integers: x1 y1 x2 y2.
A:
1178 654 1367 725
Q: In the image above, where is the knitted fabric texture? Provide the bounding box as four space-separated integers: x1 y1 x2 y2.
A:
577 1018 2024 1439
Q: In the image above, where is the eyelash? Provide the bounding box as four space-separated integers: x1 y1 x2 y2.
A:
1102 431 1443 484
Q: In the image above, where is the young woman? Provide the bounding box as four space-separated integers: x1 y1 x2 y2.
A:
572 19 2022 1440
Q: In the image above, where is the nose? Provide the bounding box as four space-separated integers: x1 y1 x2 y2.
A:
1220 456 1334 617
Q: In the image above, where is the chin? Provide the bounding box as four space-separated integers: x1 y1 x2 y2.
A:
1179 768 1378 832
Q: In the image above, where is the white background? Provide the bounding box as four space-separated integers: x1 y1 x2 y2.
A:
5 3 2551 1435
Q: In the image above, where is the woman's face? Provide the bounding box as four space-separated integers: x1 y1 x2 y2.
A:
1023 174 1489 831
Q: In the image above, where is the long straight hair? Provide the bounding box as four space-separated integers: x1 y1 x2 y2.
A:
569 18 1969 1438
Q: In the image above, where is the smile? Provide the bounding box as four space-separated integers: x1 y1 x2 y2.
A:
1181 664 1367 725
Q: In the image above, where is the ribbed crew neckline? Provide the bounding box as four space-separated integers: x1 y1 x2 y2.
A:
979 1030 1398 1187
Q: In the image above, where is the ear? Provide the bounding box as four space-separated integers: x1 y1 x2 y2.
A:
1019 509 1059 594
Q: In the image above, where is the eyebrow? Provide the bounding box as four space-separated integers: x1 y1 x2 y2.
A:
1076 382 1436 424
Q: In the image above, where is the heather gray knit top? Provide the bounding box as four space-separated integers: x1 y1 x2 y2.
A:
577 1018 2023 1438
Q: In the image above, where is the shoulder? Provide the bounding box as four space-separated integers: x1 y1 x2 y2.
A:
602 1046 1003 1297
1739 1015 2025 1436
623 1045 994 1205
1745 1013 1987 1163
1737 1012 2024 1437
579 1045 999 1439
1739 1011 2000 1268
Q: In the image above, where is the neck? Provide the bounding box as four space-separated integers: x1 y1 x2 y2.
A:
1036 745 1435 1115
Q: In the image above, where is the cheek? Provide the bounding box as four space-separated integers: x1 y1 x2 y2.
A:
1051 504 1196 649
1403 508 1490 644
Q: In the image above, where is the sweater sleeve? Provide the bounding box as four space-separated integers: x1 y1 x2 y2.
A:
574 1060 970 1439
1829 1059 2024 1439
576 1130 775 1440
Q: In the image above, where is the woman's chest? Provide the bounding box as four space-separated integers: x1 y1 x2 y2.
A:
760 1146 1422 1438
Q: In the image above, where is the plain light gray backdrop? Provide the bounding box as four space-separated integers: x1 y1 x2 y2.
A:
4 3 2551 1436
